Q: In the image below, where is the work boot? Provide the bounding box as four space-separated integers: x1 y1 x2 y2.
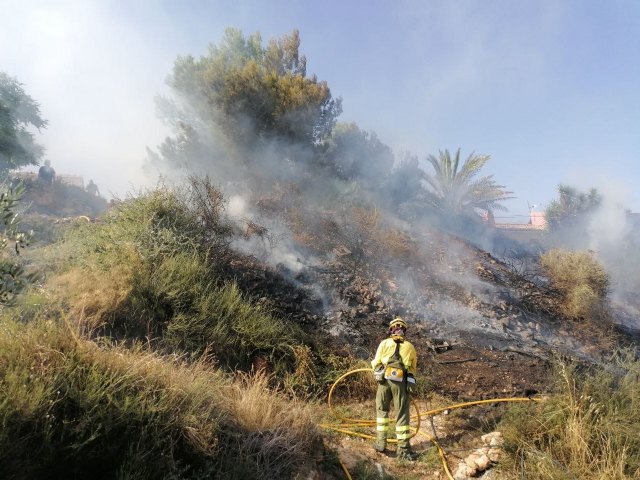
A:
374 437 387 453
397 447 419 461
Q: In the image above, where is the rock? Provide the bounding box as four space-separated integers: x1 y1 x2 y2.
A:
474 453 491 471
488 447 502 462
490 436 504 447
481 432 504 447
454 462 476 479
465 454 480 469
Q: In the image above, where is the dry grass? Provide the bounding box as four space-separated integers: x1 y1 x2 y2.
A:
227 372 323 477
285 202 418 275
498 353 640 479
0 316 325 479
376 229 418 265
49 261 138 334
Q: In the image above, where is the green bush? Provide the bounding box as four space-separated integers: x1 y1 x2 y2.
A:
540 249 609 320
0 182 36 305
25 188 311 378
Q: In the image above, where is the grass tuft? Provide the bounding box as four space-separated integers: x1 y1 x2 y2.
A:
540 248 610 321
499 351 640 479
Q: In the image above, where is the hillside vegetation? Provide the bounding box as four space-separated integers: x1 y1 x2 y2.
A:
17 183 347 389
2 182 638 479
0 183 353 479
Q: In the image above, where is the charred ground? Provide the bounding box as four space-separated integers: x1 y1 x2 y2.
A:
218 221 636 401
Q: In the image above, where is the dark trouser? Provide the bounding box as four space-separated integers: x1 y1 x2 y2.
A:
375 378 411 449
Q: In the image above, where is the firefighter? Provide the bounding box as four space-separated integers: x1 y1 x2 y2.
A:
38 160 56 184
371 317 418 460
86 179 100 197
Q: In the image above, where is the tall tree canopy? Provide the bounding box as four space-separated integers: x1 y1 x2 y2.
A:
164 28 342 154
423 149 513 214
384 153 430 219
0 72 47 173
320 122 394 184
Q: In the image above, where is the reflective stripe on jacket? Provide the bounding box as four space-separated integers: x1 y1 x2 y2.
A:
371 338 417 375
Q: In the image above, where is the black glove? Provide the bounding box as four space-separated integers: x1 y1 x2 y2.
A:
407 374 417 394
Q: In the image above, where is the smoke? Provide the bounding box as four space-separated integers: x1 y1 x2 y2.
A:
587 185 632 251
228 195 249 219
545 182 640 326
144 33 522 336
143 27 640 344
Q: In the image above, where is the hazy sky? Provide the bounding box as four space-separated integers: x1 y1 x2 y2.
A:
2 0 639 218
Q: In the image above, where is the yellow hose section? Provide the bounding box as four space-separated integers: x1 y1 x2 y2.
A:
415 430 454 479
321 367 541 480
338 459 353 480
418 396 538 418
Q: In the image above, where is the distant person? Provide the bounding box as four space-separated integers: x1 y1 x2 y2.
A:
371 317 419 461
38 160 56 185
86 179 100 197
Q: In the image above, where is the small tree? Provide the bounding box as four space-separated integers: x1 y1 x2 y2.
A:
320 122 394 185
385 153 428 220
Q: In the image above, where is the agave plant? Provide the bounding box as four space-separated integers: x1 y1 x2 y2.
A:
423 148 513 214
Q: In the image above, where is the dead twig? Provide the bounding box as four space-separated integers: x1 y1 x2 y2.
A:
435 357 477 365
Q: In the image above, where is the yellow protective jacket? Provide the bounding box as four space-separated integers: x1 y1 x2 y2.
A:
371 338 417 376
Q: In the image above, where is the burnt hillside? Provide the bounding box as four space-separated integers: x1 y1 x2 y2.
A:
218 217 638 400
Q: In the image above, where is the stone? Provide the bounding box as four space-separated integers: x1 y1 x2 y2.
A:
465 454 480 469
490 436 504 447
454 463 475 480
481 432 504 447
488 447 502 462
474 453 491 471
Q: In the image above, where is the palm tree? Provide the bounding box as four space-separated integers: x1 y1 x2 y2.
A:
423 148 513 214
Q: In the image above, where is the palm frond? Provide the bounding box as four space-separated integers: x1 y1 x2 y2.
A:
423 149 513 213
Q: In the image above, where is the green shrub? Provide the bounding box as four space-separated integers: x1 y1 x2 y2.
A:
17 187 315 381
499 352 640 479
0 182 36 305
540 249 609 320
